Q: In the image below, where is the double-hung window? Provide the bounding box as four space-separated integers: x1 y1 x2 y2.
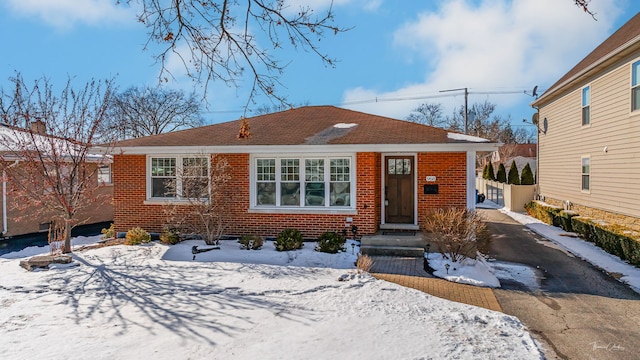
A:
582 86 590 125
632 61 640 111
98 165 112 185
581 156 590 191
253 155 353 208
149 156 209 199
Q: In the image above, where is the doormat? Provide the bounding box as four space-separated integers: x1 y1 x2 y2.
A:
382 231 416 236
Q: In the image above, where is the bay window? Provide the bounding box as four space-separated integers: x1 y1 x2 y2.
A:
253 155 353 208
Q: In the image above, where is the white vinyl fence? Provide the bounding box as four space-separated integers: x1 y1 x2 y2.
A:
476 178 536 212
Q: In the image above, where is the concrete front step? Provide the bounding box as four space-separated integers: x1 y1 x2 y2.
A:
360 245 425 257
361 236 424 248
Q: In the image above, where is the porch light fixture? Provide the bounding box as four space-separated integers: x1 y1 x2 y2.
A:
445 263 450 274
351 242 355 254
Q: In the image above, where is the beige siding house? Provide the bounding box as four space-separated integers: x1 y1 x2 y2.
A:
531 12 640 231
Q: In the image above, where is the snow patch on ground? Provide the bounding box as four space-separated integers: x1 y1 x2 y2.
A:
0 236 542 359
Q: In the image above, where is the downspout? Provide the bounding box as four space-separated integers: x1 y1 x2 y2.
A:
2 161 19 236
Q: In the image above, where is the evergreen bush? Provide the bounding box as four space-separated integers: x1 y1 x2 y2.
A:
315 231 346 254
238 235 264 250
508 161 520 184
520 163 535 185
101 223 116 240
486 162 496 181
274 228 304 251
496 163 507 183
125 227 151 245
160 227 181 245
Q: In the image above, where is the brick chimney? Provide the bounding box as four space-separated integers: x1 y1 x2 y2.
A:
30 120 46 134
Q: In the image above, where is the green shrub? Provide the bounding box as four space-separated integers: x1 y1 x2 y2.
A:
571 217 595 242
496 163 507 183
125 227 151 245
570 217 640 266
507 161 520 185
486 162 496 181
274 229 304 251
238 235 264 250
524 201 562 226
520 163 535 185
482 164 488 179
316 231 346 254
101 223 116 240
557 210 578 232
160 227 181 245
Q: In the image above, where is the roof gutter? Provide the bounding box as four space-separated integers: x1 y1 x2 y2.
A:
533 34 640 107
93 142 501 156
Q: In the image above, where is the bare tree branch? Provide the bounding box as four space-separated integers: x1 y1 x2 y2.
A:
574 0 597 20
127 0 350 111
105 86 203 140
0 74 115 253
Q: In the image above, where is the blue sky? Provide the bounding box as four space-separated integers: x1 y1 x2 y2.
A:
1 0 639 130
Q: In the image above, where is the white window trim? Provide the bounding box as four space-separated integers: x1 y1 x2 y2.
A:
581 155 591 193
145 155 210 204
98 164 113 186
581 85 591 127
249 153 357 213
631 60 640 114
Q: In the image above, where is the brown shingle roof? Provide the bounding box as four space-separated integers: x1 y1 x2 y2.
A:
534 12 640 105
111 106 486 147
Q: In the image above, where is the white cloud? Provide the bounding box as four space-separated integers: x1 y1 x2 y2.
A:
5 0 135 30
342 0 622 119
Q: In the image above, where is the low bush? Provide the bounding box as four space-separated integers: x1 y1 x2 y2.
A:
556 210 578 232
524 201 562 226
274 228 304 251
160 227 181 245
423 207 487 262
101 223 116 240
316 231 346 254
125 227 151 245
238 235 264 250
570 217 640 266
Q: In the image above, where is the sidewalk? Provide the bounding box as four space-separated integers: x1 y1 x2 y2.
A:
370 256 503 312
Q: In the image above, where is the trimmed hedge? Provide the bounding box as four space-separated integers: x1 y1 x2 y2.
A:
524 201 562 227
571 217 640 266
525 201 640 266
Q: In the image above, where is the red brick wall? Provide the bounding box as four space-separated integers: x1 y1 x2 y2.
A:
113 152 466 238
416 152 467 228
113 153 382 239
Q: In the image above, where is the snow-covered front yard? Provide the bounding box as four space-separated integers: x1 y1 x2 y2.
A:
0 237 543 359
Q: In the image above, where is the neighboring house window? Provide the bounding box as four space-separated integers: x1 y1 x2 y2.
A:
253 156 353 208
632 61 640 111
149 156 209 199
98 165 112 185
582 86 590 125
581 157 590 191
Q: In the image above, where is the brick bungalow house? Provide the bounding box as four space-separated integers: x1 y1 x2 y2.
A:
102 106 498 238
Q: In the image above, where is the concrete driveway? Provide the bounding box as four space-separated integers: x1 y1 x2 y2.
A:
480 209 640 360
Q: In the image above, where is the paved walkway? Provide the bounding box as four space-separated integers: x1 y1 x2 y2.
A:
370 256 503 312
